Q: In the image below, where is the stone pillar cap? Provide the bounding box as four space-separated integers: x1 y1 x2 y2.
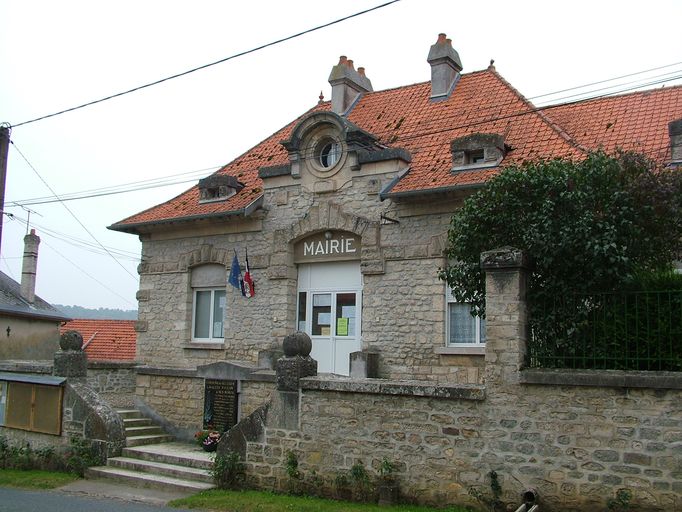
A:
480 247 529 270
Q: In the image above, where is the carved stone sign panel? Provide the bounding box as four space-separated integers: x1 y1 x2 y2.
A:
203 379 238 432
294 231 361 263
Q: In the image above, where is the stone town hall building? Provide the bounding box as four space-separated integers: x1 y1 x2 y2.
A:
110 34 682 453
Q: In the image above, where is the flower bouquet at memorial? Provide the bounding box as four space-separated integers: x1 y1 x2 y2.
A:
201 431 222 452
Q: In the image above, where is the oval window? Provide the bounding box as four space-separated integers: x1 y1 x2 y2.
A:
318 140 341 168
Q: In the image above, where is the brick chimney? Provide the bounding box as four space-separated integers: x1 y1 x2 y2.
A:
670 119 682 164
427 33 463 101
328 56 373 115
20 229 40 304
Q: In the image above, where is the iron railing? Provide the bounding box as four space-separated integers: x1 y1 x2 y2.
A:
528 290 682 371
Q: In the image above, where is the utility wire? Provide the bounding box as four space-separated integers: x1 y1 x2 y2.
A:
528 61 682 100
392 74 682 145
7 213 140 260
532 68 682 106
40 238 135 307
9 0 402 129
9 165 221 206
7 63 681 209
10 141 139 280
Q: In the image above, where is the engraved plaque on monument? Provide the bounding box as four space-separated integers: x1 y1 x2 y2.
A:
203 379 238 432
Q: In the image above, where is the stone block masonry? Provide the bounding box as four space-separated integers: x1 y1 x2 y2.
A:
246 381 682 510
135 371 205 440
87 362 136 408
244 249 682 511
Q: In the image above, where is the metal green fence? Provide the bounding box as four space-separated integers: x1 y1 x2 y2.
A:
528 290 682 371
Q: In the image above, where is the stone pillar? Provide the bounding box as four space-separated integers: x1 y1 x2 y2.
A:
270 332 317 430
53 330 87 379
480 247 529 388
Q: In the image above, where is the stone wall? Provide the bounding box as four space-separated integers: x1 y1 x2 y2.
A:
241 380 276 418
62 381 126 457
0 362 126 458
86 362 136 408
244 249 682 511
134 371 205 440
246 380 681 511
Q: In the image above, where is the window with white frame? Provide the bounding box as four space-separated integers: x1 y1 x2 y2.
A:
446 289 486 345
191 264 226 342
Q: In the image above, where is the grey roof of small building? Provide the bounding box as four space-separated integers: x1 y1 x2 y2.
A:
0 271 70 322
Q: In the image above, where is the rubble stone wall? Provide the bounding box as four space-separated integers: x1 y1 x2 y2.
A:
246 383 681 511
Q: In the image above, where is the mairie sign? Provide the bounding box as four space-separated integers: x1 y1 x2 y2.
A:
294 231 361 263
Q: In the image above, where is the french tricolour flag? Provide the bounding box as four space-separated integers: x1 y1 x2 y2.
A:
241 248 255 298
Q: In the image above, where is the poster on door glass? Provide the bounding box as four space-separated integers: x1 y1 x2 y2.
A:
336 317 349 336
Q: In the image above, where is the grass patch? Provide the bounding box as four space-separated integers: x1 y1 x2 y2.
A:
0 469 78 489
170 489 470 511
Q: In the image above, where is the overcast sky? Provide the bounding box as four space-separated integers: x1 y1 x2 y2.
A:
1 0 681 310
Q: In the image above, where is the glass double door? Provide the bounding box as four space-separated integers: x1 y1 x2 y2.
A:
297 262 362 375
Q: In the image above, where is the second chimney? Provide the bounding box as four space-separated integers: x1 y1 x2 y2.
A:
328 56 373 115
21 229 40 304
427 33 463 101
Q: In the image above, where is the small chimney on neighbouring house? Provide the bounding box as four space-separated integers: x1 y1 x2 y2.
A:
328 55 373 115
20 229 40 304
427 33 463 101
670 119 682 165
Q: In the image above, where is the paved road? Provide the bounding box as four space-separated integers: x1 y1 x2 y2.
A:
0 487 195 512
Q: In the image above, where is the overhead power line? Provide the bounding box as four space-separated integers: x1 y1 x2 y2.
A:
9 164 221 206
528 61 682 101
9 0 402 129
5 212 140 261
10 142 139 281
39 238 136 307
6 62 681 210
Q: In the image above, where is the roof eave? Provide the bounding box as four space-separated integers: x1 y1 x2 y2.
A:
0 305 71 323
380 181 485 200
108 195 264 235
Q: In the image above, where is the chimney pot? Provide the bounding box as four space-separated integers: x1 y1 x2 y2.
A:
339 55 347 64
438 33 447 43
347 59 354 70
358 67 365 76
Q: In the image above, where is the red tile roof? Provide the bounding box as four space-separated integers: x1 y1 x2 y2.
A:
61 319 136 362
542 85 682 162
110 68 682 230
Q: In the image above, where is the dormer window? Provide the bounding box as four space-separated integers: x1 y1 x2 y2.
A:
450 133 507 173
198 175 245 204
468 149 485 165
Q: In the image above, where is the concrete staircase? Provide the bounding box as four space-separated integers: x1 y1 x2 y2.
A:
118 409 174 447
86 409 215 493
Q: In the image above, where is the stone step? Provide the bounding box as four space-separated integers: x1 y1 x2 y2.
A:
108 457 213 483
125 425 165 437
122 443 213 470
126 434 175 447
86 466 214 493
123 417 152 427
116 409 143 419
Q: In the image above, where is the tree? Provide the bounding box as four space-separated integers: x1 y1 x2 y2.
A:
439 151 682 317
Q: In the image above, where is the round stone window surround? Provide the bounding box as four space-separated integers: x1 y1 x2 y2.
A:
304 128 347 178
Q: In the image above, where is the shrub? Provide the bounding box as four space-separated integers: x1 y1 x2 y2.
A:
211 451 245 489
